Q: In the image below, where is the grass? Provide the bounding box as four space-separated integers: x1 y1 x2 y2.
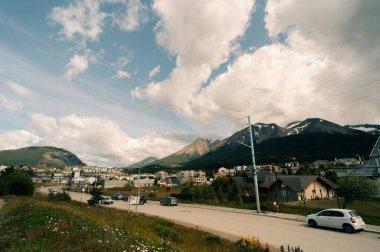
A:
0 194 271 252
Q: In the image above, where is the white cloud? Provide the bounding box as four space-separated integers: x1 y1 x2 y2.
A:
111 0 149 31
113 56 130 69
24 113 187 166
0 94 23 113
0 130 42 150
50 0 107 43
135 0 380 126
114 70 131 79
133 0 255 119
193 44 327 124
6 81 34 98
64 53 96 80
153 0 254 68
29 113 58 134
148 65 160 79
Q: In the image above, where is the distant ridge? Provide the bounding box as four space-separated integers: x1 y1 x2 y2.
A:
151 137 223 167
0 146 85 167
127 156 158 168
148 118 379 169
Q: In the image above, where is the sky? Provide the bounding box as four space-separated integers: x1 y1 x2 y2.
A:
0 0 379 167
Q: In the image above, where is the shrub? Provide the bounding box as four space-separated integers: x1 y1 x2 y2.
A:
236 237 269 252
49 191 71 201
88 186 102 206
148 192 156 198
204 236 221 246
154 225 180 242
5 172 34 196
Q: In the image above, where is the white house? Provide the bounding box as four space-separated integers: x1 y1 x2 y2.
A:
133 178 155 188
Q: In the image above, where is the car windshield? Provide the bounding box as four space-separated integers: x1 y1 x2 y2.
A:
349 211 359 217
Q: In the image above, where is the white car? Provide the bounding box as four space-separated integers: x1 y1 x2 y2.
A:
306 208 366 233
99 196 113 205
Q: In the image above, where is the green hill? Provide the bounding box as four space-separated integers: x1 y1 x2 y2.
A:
0 146 85 167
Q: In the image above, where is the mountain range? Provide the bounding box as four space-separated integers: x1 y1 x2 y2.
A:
142 118 380 170
0 146 85 168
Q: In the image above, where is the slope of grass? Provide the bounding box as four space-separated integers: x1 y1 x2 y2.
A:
0 195 269 252
0 146 84 167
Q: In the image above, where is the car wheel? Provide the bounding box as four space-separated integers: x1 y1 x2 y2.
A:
308 219 317 228
343 224 354 233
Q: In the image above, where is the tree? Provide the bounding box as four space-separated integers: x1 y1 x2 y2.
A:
0 169 34 196
325 170 338 183
337 176 379 208
88 186 103 206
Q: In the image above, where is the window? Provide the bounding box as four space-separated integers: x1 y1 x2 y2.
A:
330 211 344 217
318 211 330 217
349 211 359 217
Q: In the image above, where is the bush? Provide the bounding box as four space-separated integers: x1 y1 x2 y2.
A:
236 237 269 252
2 172 34 196
148 192 156 198
88 186 102 206
49 191 71 201
154 225 180 242
204 236 221 246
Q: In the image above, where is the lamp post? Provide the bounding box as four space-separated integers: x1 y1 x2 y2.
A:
135 167 141 212
248 116 261 213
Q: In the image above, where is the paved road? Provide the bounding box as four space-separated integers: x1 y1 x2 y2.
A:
40 188 380 252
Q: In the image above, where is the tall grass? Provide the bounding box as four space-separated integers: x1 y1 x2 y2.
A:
0 194 271 252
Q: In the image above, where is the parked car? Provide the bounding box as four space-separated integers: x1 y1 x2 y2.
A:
48 188 59 195
160 197 177 206
99 196 113 205
124 195 147 205
111 193 124 200
140 195 147 205
306 208 366 233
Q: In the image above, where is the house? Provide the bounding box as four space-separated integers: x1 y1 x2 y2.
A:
344 136 380 197
213 172 225 179
155 171 168 179
176 170 206 185
334 157 361 166
157 177 180 187
246 172 338 202
70 177 87 188
268 175 339 202
218 167 235 175
192 177 207 185
347 136 380 179
104 180 126 189
133 178 155 188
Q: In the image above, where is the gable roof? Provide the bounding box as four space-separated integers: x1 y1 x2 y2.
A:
348 136 380 177
231 176 251 189
270 175 338 191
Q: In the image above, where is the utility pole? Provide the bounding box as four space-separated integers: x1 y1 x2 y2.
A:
135 167 141 212
248 115 261 213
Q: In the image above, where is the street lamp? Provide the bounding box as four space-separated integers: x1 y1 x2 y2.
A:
247 116 261 213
